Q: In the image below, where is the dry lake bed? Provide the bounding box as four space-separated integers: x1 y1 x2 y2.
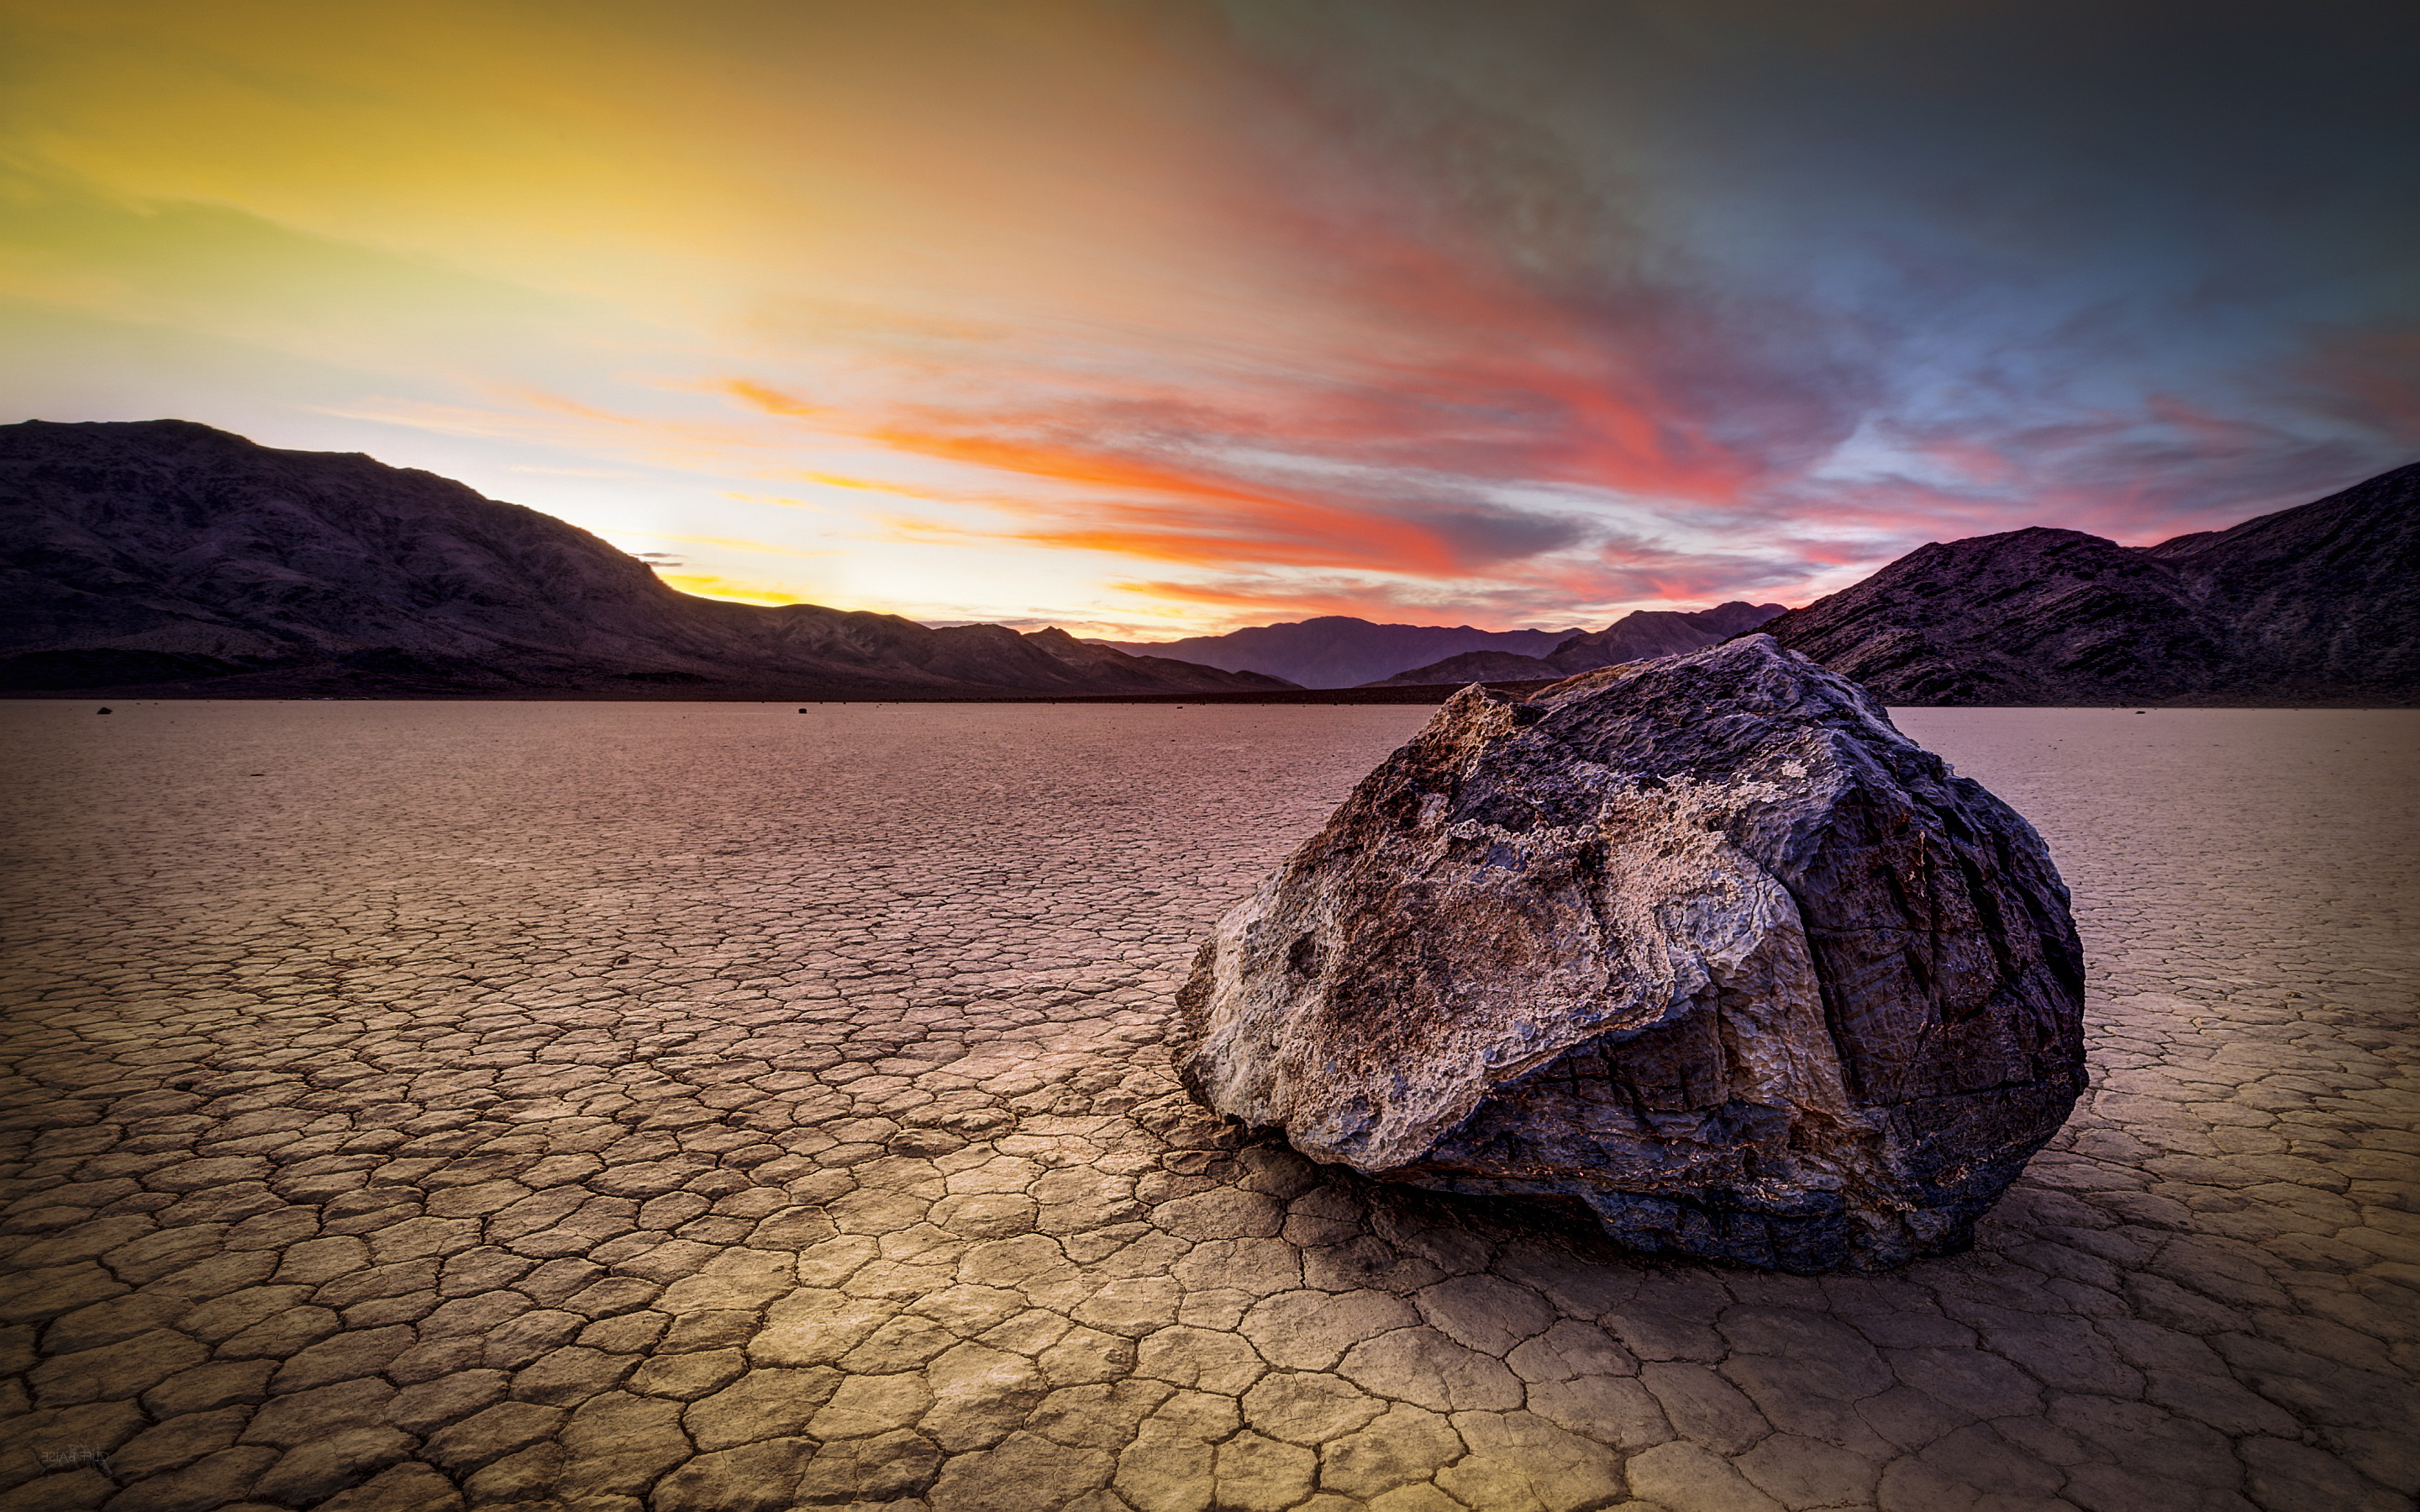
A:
0 701 2413 1512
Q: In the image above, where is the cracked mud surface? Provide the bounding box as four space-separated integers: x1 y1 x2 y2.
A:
1 701 2412 1512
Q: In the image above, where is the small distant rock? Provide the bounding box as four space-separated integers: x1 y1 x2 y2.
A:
96 706 111 714
1175 636 2087 1273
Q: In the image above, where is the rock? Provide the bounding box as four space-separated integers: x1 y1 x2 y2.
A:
1174 636 2086 1272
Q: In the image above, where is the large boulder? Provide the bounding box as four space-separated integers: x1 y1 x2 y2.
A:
1174 636 2086 1272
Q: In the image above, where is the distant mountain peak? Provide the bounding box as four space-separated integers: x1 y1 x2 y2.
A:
1754 462 2420 704
1362 601 1789 688
1089 616 1584 688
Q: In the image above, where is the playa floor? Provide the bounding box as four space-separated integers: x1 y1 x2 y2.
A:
1 701 2413 1512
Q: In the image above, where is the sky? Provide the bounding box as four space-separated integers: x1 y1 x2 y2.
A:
4 0 2417 637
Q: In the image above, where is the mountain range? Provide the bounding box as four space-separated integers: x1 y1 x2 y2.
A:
6 419 2411 704
1754 460 2419 704
1360 601 1787 686
1088 618 1580 689
0 420 1294 699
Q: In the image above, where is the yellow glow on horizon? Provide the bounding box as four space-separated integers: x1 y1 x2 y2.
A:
656 573 815 608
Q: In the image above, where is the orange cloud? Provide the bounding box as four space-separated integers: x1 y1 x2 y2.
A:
721 379 823 418
1109 578 1476 622
868 426 1470 573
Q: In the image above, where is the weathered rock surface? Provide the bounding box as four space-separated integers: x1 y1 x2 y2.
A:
1757 459 2420 705
1177 636 2088 1272
0 419 1297 699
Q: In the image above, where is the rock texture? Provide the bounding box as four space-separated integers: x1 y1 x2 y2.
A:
1092 617 1581 690
0 419 1296 699
1178 637 2087 1272
1364 602 1786 689
1758 460 2420 705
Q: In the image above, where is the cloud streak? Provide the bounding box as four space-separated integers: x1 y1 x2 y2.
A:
3 0 2415 631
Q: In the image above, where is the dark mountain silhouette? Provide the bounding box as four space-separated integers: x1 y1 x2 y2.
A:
0 420 1297 698
1090 617 1579 689
1362 601 1787 687
1753 462 2420 704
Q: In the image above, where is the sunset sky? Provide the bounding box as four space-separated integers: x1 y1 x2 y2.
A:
4 0 2416 636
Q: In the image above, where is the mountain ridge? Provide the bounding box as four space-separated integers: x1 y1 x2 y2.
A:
0 420 1297 698
1088 617 1581 688
1362 601 1787 687
1747 462 2420 704
9 419 2410 705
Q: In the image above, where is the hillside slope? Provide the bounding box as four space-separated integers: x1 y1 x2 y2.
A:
1754 463 2419 704
0 420 1295 698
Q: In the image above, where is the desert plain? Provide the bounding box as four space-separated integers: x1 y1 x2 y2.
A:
0 701 2413 1512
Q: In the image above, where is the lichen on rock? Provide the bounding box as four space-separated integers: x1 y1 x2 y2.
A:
1174 635 2087 1272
